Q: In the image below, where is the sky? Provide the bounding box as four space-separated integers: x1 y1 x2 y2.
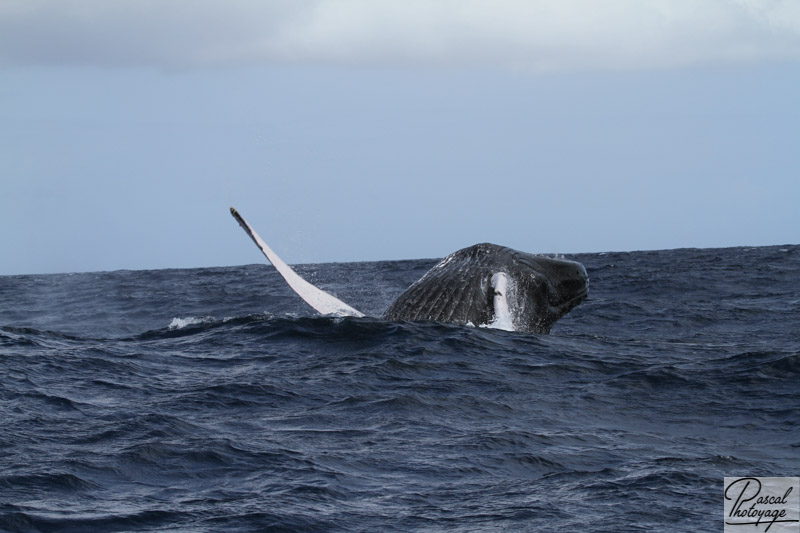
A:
1 0 799 275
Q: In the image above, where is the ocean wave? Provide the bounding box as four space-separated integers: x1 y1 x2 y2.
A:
0 472 99 491
0 325 93 346
0 509 179 533
2 244 798 532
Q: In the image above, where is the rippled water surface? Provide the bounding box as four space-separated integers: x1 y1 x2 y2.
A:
2 245 798 532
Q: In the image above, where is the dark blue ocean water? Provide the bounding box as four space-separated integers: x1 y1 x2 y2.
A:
1 245 798 532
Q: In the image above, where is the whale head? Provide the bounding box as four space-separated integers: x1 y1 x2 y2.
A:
507 250 589 333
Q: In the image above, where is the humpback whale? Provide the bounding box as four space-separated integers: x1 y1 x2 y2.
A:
230 207 588 334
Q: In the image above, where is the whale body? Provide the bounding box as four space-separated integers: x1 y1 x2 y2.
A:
383 243 588 334
230 207 588 333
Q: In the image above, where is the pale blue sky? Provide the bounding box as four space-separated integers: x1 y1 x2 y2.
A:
2 1 799 275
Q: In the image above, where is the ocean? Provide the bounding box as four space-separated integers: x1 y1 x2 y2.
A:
1 244 798 532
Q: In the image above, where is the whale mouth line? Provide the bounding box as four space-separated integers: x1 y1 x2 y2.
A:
553 287 589 311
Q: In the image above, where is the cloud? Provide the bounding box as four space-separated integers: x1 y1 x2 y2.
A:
2 0 800 70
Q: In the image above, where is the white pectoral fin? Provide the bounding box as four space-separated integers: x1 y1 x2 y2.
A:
230 207 364 317
488 272 515 331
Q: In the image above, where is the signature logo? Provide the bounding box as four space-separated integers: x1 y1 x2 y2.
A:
724 477 800 533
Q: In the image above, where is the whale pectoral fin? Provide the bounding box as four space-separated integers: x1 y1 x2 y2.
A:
488 272 515 331
230 207 364 317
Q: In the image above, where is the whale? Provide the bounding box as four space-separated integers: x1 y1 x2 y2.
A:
230 207 588 333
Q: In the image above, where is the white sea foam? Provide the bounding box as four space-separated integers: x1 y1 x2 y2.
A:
486 315 516 332
168 316 215 330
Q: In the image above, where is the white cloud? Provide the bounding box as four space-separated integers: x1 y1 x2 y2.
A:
1 0 800 70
